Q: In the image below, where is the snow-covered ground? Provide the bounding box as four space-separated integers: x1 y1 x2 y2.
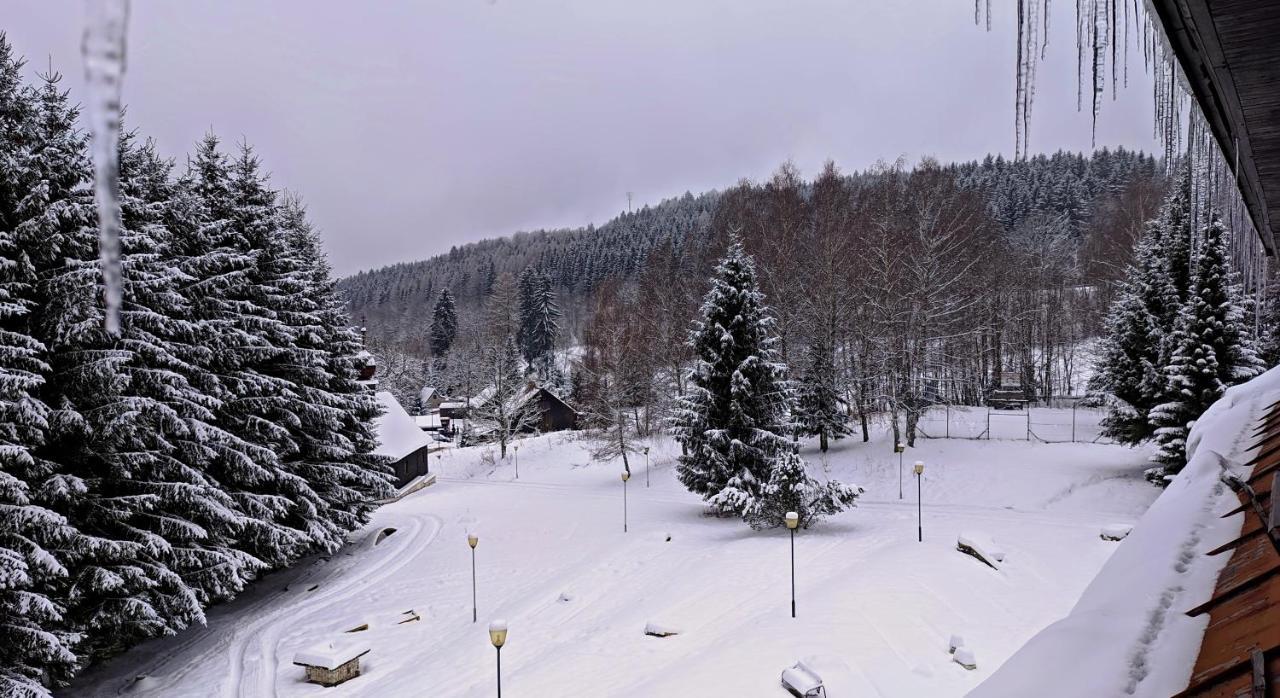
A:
71 414 1159 697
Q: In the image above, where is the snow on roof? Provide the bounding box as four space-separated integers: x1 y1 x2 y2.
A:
373 391 433 461
971 365 1280 698
414 413 441 430
292 640 371 670
419 386 437 403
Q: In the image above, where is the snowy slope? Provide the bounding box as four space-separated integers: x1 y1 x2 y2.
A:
70 413 1158 697
970 366 1280 698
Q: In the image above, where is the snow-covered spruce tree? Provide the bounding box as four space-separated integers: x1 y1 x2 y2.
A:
743 450 863 530
668 240 794 513
1091 178 1187 445
793 338 850 452
516 267 560 372
1147 215 1264 481
217 141 383 559
36 126 277 663
0 39 79 696
429 288 457 362
516 266 538 364
181 136 323 568
274 196 393 531
528 271 561 377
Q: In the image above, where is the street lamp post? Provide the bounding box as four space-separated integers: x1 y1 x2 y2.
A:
468 533 479 622
644 446 650 488
489 620 508 698
785 511 799 618
914 461 925 542
513 445 519 480
621 470 630 533
895 442 905 499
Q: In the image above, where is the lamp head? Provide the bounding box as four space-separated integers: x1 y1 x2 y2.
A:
913 461 924 475
895 442 904 453
489 620 508 648
467 533 478 549
621 470 630 482
784 511 800 529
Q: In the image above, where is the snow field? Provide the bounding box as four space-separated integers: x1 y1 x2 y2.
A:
72 413 1159 697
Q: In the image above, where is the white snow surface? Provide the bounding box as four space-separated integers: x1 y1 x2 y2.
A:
372 391 433 461
71 410 1163 697
292 641 370 670
971 365 1280 698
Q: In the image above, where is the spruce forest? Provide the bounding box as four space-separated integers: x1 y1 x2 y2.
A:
345 150 1185 439
0 38 392 695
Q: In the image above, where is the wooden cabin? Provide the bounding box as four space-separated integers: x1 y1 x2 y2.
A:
373 391 433 487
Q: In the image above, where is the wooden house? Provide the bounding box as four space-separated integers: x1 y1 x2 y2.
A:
373 391 433 487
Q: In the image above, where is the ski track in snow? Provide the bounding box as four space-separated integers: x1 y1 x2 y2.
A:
94 509 442 698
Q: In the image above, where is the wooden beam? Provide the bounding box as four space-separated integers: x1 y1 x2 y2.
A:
1147 0 1277 254
1252 647 1267 698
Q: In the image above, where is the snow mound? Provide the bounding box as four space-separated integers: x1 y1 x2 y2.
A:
957 532 1005 569
1100 523 1133 541
972 364 1280 698
949 634 965 654
953 647 977 670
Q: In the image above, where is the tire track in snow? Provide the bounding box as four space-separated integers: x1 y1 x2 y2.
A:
223 511 442 698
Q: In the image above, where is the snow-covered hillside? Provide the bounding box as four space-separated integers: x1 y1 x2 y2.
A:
71 419 1158 697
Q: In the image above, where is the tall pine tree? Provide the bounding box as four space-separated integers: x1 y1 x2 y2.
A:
0 38 79 696
793 338 849 452
669 240 794 516
1148 215 1264 480
429 288 457 360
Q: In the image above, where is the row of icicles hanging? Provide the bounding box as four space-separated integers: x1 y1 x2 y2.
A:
975 0 1269 302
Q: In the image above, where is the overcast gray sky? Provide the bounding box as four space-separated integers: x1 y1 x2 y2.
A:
10 1 1156 275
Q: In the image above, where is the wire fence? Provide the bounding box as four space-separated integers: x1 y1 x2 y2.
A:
915 403 1115 443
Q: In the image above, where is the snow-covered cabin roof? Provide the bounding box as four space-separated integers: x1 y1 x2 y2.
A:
292 641 371 670
418 386 437 404
513 383 576 413
440 387 496 411
373 391 433 461
413 413 441 430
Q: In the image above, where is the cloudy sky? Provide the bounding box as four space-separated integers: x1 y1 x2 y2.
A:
11 1 1155 275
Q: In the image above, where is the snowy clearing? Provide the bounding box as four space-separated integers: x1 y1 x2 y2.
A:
71 416 1158 697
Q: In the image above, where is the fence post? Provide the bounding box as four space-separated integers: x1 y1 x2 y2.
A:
946 404 950 439
1072 402 1077 443
1026 410 1031 441
987 409 991 440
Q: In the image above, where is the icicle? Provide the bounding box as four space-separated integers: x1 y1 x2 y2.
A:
82 0 130 337
1042 0 1051 59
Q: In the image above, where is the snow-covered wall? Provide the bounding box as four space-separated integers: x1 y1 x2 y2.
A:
969 365 1280 698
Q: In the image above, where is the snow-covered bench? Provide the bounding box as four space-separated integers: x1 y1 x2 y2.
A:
1100 523 1133 541
644 621 681 638
292 641 371 687
781 660 826 697
957 532 1005 570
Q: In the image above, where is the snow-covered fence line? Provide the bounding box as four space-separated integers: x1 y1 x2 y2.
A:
915 404 1115 443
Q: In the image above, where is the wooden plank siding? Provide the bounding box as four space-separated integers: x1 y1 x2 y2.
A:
1175 404 1280 696
1148 0 1280 254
